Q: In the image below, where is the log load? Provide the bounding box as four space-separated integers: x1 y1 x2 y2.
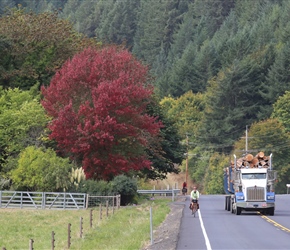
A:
232 152 270 169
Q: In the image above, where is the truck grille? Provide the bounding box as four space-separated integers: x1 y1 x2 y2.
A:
246 187 265 201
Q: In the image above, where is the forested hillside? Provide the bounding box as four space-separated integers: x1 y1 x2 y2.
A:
1 0 290 194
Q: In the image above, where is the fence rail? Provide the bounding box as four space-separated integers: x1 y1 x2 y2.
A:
0 191 87 209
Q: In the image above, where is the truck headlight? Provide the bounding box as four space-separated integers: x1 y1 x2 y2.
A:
236 195 244 200
267 195 275 200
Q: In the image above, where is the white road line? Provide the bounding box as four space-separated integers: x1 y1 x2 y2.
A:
198 209 212 250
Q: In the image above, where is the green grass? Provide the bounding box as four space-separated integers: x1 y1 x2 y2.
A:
0 198 171 250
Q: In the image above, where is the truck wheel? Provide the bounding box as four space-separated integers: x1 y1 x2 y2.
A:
225 196 228 210
268 207 274 216
227 197 231 211
235 207 241 215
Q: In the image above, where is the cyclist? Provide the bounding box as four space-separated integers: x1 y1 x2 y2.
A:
190 186 200 210
182 182 187 195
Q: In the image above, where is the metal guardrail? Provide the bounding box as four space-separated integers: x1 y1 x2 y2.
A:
137 189 180 194
137 189 180 201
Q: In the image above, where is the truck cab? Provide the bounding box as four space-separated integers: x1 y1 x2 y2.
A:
224 153 276 216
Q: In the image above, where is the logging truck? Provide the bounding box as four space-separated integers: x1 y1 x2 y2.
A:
224 152 277 216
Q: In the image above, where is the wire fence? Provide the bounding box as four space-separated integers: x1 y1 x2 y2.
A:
1 194 121 249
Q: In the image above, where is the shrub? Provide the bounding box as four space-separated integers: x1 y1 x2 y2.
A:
111 175 137 205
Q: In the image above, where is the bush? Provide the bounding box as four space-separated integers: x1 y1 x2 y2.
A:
74 179 112 195
111 175 137 205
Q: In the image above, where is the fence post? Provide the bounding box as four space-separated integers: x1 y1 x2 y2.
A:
86 194 89 209
20 192 23 208
68 223 71 249
42 192 46 209
51 231 55 250
118 195 121 208
80 217 83 238
112 197 115 214
99 204 102 220
29 239 34 250
90 209 93 228
63 193 66 209
106 200 109 217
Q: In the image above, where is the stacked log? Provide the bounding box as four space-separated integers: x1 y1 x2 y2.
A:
232 152 270 169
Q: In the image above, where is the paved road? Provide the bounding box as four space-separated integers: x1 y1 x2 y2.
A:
177 194 290 250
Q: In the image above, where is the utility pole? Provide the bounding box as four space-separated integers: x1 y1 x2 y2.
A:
185 133 189 184
246 125 248 154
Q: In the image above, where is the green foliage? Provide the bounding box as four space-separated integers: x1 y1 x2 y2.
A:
3 0 290 194
203 153 229 194
96 0 139 49
160 91 205 141
61 0 102 38
0 7 97 89
272 91 290 132
111 175 137 205
198 54 270 153
75 179 112 195
132 0 167 66
188 148 211 191
0 88 49 175
9 146 73 191
141 97 185 180
262 42 290 111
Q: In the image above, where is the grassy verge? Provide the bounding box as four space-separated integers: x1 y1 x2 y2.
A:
0 197 171 249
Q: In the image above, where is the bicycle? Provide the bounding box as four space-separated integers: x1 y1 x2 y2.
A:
190 201 198 217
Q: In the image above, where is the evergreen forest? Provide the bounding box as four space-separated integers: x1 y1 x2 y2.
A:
1 0 290 194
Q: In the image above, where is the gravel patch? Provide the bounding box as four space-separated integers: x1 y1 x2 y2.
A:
141 196 186 250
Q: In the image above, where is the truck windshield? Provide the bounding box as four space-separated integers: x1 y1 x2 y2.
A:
242 173 266 179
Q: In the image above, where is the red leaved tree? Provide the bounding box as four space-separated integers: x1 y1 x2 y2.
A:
41 46 162 180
